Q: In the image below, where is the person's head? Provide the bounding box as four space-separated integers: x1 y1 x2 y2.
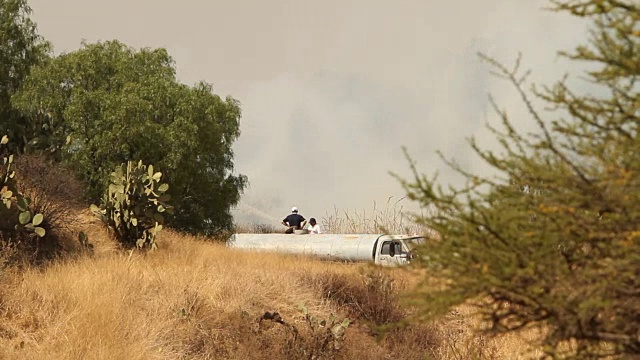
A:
310 218 316 225
291 206 298 213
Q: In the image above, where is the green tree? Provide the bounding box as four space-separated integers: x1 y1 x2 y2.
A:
0 0 50 153
399 1 640 358
13 40 247 235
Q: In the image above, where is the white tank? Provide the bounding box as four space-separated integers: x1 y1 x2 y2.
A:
228 233 388 261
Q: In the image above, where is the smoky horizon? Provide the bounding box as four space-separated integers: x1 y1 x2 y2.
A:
27 0 588 226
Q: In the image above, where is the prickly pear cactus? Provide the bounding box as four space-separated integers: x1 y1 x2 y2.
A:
1 135 46 238
91 160 172 250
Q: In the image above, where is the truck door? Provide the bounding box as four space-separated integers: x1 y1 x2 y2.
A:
394 242 410 266
378 241 408 267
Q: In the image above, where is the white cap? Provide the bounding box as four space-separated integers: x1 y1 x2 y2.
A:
291 207 298 213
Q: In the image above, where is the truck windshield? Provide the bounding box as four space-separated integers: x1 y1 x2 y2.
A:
381 241 405 257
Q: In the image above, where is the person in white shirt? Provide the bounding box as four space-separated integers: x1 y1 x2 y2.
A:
308 218 322 234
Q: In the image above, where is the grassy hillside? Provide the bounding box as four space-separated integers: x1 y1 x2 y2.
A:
0 209 542 359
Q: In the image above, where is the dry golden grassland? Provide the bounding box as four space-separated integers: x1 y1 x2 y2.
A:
0 208 541 359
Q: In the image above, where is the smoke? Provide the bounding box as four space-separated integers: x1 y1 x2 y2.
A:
29 0 588 225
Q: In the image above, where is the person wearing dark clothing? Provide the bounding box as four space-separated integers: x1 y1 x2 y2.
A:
282 207 306 234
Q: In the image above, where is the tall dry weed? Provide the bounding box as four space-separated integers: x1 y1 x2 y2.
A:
321 196 435 235
234 222 279 234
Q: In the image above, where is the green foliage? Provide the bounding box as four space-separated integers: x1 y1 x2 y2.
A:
0 0 50 153
0 134 46 241
91 160 172 250
399 1 640 359
13 40 247 235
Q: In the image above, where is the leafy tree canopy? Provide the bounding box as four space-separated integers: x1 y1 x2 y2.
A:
0 0 50 152
400 1 640 358
13 40 247 235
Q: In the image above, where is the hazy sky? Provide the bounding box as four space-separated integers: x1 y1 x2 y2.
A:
28 0 588 225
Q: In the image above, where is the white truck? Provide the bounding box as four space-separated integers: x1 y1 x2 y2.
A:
227 233 425 267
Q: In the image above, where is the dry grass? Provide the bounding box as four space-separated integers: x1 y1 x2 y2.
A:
234 223 279 234
321 197 438 236
0 230 350 359
0 222 542 359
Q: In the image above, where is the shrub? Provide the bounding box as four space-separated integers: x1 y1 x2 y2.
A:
91 160 172 250
398 2 640 357
259 307 351 360
12 154 84 256
310 270 404 326
0 135 47 262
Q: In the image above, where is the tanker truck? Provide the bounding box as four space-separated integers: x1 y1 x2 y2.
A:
227 233 425 267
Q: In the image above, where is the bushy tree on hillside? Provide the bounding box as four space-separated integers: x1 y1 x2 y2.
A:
0 0 50 153
399 1 640 358
13 40 247 235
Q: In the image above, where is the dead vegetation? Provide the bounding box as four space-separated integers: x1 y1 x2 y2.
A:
0 225 540 359
321 197 433 235
0 160 539 359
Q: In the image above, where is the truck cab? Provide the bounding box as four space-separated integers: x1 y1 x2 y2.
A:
374 235 424 266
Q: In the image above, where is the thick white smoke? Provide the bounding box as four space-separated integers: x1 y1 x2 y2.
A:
29 0 588 226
